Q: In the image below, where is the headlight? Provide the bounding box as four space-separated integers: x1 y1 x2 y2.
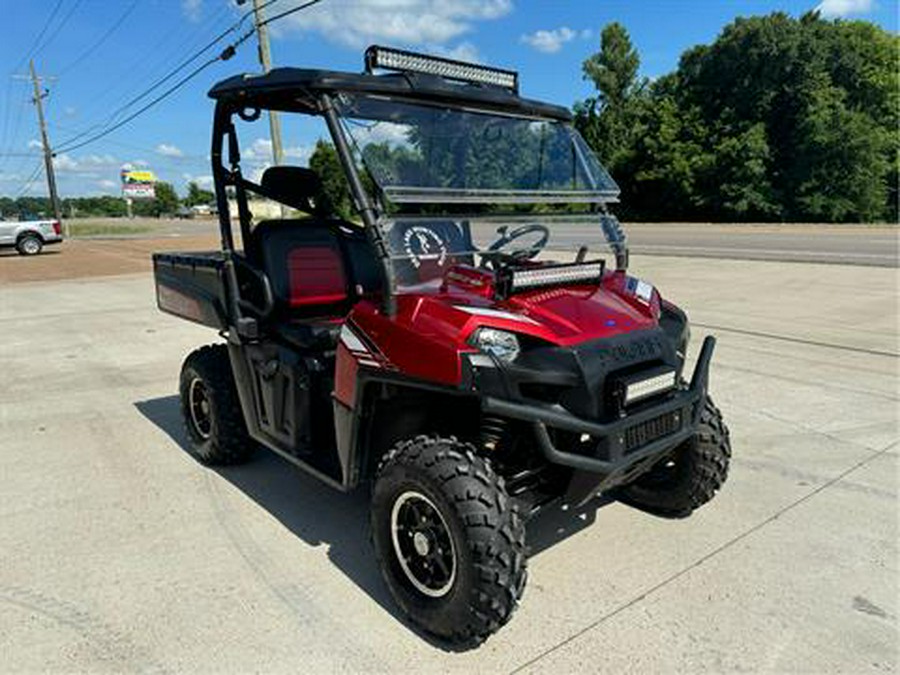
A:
469 328 520 363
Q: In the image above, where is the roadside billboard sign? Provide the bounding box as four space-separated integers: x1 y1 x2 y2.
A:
121 168 157 199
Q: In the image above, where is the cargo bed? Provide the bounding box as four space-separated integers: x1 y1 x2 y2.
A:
153 251 230 330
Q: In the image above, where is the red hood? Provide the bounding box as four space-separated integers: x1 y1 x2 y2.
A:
387 268 660 347
348 268 662 387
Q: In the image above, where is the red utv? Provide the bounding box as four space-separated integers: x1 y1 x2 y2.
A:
153 46 731 645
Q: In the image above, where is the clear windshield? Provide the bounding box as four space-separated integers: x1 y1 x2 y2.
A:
335 94 619 204
379 213 627 290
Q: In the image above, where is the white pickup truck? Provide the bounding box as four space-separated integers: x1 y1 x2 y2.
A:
0 217 63 255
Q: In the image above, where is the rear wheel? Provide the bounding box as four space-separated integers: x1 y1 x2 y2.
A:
16 234 42 256
179 344 256 465
371 436 526 645
619 397 731 518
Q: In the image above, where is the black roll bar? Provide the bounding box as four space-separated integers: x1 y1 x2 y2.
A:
319 93 397 317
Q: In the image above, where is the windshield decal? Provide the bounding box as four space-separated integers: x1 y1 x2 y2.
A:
403 226 448 269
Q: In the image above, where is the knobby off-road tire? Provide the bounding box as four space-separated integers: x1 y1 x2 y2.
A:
371 436 527 645
179 344 256 465
620 397 731 518
16 234 43 256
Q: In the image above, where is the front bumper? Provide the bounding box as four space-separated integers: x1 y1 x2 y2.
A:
483 336 716 495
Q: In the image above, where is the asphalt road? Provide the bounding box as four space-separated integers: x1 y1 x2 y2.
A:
624 223 899 267
0 254 896 672
81 218 899 267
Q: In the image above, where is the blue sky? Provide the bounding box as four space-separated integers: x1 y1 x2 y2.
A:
1 0 896 198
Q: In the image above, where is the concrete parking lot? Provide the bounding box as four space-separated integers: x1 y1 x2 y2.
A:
0 248 897 672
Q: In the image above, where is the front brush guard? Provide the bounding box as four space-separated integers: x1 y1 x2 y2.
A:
482 336 716 494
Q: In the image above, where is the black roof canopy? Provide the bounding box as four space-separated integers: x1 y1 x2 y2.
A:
207 67 572 121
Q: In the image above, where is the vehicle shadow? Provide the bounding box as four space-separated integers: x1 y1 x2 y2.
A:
0 249 61 257
134 394 618 649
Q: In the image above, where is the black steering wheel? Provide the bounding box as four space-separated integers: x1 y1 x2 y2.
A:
482 224 550 268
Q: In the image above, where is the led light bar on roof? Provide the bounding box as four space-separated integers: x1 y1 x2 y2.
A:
365 45 519 93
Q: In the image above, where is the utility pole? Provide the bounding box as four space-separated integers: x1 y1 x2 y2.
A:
27 60 63 230
239 0 285 168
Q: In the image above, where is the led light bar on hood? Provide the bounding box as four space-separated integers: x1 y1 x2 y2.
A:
365 45 519 92
496 260 605 298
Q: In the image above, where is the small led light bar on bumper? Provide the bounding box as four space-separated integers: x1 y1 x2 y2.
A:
365 45 519 92
622 367 677 405
495 260 605 298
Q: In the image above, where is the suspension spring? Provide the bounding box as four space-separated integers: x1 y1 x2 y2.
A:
480 416 508 452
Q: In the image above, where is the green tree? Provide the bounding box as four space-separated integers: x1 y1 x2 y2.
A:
583 13 899 222
309 139 353 219
134 181 179 217
184 181 214 207
575 23 643 173
155 182 179 215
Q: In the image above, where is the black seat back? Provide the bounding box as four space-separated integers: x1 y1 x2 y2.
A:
258 166 324 215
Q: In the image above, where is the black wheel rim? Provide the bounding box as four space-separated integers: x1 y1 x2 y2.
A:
390 491 457 598
188 377 212 440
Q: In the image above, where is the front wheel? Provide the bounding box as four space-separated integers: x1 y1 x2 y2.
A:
619 397 731 518
371 436 526 645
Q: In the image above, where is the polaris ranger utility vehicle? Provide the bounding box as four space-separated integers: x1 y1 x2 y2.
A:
153 46 731 645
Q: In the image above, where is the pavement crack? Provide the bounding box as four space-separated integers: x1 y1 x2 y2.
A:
508 439 899 674
693 322 898 358
717 362 899 402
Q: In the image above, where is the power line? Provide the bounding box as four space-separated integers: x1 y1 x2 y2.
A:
57 0 139 76
56 0 282 150
12 162 43 199
32 0 84 60
57 3 235 145
13 0 64 74
258 0 324 28
54 0 325 155
55 55 224 154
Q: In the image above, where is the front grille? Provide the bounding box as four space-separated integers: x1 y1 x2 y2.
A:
624 410 681 454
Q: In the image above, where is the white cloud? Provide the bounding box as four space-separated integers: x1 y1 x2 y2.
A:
182 173 215 190
182 0 203 22
156 143 184 158
351 121 410 147
243 137 311 165
53 153 145 179
521 27 577 54
815 0 873 17
244 138 273 161
275 0 511 49
442 42 481 63
97 179 118 189
28 139 42 149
